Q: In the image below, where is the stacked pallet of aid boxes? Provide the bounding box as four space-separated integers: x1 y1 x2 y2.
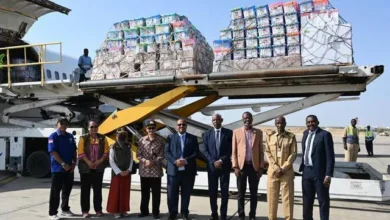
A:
213 0 354 72
213 1 303 72
269 1 301 57
91 14 214 80
299 0 353 65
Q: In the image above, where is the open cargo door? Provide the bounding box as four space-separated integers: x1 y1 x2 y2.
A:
0 0 70 41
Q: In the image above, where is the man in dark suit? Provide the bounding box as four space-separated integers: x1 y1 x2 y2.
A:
299 115 335 220
165 118 199 220
202 113 233 220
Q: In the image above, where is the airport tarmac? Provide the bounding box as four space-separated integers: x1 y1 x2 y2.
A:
0 130 389 220
0 176 389 220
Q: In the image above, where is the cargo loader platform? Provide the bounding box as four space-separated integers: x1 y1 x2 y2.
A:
0 41 386 202
78 65 384 99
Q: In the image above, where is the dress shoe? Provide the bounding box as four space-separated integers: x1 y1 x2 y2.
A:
138 213 149 217
167 214 176 220
182 214 190 220
153 214 160 219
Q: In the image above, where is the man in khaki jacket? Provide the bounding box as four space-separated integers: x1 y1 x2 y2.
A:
232 112 264 220
265 116 297 220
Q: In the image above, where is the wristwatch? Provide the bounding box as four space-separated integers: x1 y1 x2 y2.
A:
61 162 66 167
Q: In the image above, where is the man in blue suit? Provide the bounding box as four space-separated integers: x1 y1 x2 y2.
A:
165 118 199 220
202 113 233 220
299 115 335 220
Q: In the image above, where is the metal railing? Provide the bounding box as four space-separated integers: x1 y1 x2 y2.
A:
0 42 62 88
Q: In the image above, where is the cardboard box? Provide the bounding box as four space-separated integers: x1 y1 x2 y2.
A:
141 62 158 72
159 60 179 70
258 26 272 37
179 59 197 69
246 28 258 38
159 53 177 61
301 9 339 29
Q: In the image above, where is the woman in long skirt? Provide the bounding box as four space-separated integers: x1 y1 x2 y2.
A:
107 128 134 219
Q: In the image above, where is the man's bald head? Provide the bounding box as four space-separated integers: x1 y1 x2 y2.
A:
275 116 286 133
275 116 286 123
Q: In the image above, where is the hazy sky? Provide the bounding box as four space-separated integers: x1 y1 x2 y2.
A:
23 0 389 127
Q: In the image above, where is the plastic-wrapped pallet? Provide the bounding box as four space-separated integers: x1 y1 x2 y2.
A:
213 55 302 72
91 13 213 80
301 22 353 66
300 5 354 66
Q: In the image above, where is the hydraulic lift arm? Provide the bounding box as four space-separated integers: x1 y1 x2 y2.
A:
98 86 197 135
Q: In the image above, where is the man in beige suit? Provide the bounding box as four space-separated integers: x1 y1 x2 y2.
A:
232 112 264 220
265 116 297 220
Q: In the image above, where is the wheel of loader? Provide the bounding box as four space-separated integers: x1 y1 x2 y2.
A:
26 151 51 178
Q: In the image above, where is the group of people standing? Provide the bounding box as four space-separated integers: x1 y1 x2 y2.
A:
47 119 135 219
201 113 335 220
47 112 336 220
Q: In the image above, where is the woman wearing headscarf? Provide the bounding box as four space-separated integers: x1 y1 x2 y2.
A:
106 127 133 219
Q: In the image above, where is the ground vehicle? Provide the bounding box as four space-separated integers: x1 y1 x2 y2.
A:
0 0 388 201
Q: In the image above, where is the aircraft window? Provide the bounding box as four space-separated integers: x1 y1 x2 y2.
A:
46 69 52 79
62 73 67 80
54 71 60 80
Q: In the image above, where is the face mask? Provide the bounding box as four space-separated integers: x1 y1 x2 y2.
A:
118 134 127 142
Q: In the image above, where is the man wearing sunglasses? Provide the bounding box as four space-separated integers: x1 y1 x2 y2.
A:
77 120 109 218
48 118 77 220
165 119 199 220
137 120 165 219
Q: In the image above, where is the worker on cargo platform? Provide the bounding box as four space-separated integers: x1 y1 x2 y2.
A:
343 118 360 162
78 48 92 82
265 116 297 220
47 118 77 220
77 120 109 218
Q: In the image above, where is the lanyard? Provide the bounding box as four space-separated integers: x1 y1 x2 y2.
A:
276 135 284 149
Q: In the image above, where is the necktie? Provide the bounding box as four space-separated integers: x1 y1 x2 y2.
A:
304 132 314 166
216 130 220 156
180 135 185 158
179 135 185 171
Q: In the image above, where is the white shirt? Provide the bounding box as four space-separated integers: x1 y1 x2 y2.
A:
109 147 134 175
304 129 317 166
